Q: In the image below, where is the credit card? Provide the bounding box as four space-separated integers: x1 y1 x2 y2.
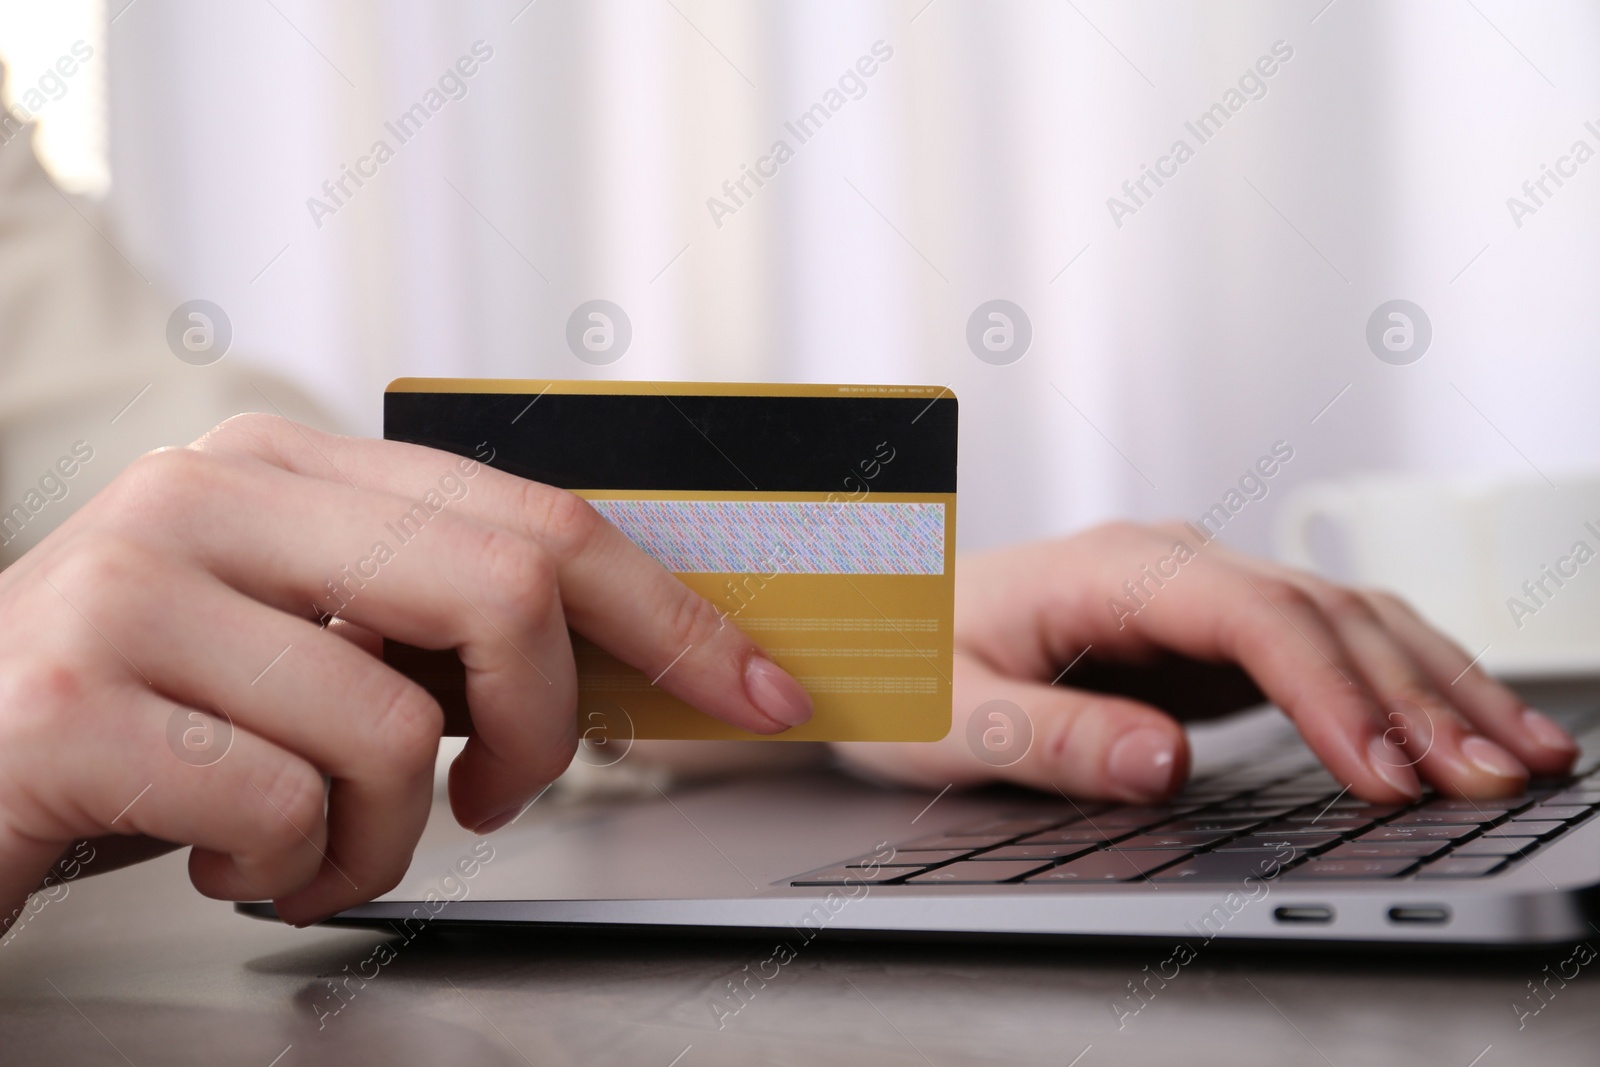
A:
383 379 957 742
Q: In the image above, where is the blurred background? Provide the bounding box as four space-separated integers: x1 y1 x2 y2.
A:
5 0 1600 668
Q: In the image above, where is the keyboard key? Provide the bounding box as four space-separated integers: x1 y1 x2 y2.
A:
1019 826 1122 844
1059 803 1115 818
1357 825 1477 842
1487 821 1567 840
1024 850 1190 883
1258 818 1373 835
903 860 1050 884
1324 839 1450 859
970 844 1096 861
1450 837 1540 857
1324 797 1408 812
1416 856 1508 878
1211 846 1324 868
1256 768 1330 782
945 817 1067 836
1259 772 1336 783
1543 794 1600 808
1248 783 1337 799
1420 798 1519 813
1113 831 1234 850
1164 818 1269 834
895 834 1010 850
791 865 913 886
1279 858 1418 880
1282 805 1401 822
1216 833 1342 852
852 850 969 867
1515 805 1591 822
1212 800 1302 815
1101 805 1205 821
1388 811 1493 827
1151 852 1295 883
1205 809 1302 823
1077 813 1175 830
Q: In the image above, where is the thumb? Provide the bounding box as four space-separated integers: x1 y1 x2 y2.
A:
834 654 1191 803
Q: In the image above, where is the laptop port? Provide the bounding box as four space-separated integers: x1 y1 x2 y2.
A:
1388 905 1451 925
1273 905 1334 924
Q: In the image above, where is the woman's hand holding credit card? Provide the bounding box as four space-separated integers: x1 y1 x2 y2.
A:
0 409 813 929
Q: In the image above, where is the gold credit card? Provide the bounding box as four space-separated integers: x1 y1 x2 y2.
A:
383 379 958 742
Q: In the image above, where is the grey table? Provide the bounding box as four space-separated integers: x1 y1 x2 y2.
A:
7 687 1600 1066
4 803 1598 1065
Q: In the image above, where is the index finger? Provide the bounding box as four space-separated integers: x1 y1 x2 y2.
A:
193 415 814 735
1123 565 1422 803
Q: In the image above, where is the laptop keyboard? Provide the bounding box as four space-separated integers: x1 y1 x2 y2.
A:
792 723 1600 888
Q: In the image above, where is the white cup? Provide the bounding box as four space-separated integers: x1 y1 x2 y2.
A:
1274 473 1600 678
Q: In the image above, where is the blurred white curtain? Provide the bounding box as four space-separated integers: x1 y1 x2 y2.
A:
104 0 1600 555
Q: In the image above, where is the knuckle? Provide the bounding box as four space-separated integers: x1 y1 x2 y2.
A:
1046 698 1102 761
1251 576 1315 616
1388 686 1443 716
1057 694 1137 750
1086 519 1148 546
366 681 444 770
476 529 558 620
528 487 602 560
250 760 325 853
1363 588 1418 621
663 584 724 647
192 412 284 454
1317 585 1377 626
113 446 221 514
48 534 153 610
1149 520 1194 543
0 663 83 746
1228 577 1317 654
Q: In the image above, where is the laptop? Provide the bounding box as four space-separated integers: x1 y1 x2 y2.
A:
240 697 1600 947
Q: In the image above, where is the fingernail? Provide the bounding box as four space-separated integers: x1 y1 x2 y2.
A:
744 655 813 728
474 805 522 835
1462 735 1528 780
1366 733 1422 799
1520 708 1578 752
1107 728 1179 800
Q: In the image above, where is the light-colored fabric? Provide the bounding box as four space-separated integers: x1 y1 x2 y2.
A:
103 5 1600 567
0 94 335 567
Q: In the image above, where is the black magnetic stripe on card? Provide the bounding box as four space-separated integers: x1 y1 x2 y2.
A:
384 392 958 493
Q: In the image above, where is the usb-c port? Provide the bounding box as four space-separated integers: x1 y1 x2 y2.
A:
1388 905 1450 925
1273 905 1334 924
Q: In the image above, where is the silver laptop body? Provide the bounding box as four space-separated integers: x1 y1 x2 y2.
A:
241 702 1600 947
